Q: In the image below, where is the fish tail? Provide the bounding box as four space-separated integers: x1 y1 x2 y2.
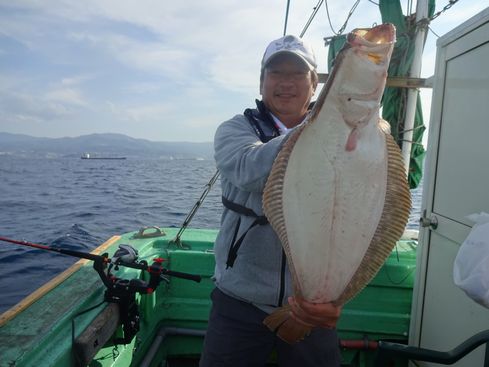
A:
263 306 312 344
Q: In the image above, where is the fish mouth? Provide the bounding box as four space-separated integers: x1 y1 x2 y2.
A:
349 24 396 64
358 23 396 44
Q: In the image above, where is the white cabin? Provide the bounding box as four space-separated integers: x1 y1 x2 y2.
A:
410 7 489 367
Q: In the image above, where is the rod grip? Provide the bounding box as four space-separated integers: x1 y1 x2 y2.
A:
162 269 202 283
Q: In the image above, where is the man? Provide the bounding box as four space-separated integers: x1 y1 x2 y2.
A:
200 35 342 367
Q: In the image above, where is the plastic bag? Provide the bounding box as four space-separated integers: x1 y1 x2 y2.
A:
453 212 489 308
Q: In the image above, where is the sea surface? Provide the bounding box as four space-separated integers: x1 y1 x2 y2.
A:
0 155 422 314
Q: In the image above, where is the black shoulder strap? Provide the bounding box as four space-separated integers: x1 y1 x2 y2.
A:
222 196 268 224
222 196 268 269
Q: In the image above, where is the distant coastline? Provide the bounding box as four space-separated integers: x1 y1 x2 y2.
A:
0 132 213 160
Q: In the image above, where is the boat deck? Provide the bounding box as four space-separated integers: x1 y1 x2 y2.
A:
0 228 416 367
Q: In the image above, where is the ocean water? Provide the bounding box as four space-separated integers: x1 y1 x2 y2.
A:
0 156 422 314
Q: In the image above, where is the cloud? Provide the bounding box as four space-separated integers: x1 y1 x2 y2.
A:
123 82 163 94
0 90 70 123
0 72 90 125
68 31 195 80
60 75 94 86
45 88 87 106
3 1 283 89
1 0 485 142
107 100 174 123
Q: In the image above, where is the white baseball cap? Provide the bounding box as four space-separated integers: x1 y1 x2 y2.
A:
261 35 317 71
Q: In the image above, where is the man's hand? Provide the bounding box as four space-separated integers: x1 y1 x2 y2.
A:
288 296 342 329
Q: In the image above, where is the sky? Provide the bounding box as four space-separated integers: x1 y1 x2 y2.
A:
0 1 487 142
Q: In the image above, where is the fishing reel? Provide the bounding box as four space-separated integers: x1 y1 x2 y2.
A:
0 237 201 345
109 244 139 271
91 243 201 344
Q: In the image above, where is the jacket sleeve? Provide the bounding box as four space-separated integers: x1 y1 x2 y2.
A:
214 115 289 193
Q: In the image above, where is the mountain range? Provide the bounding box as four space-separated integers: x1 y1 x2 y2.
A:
0 132 214 159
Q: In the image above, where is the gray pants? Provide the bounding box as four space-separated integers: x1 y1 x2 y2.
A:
199 288 341 367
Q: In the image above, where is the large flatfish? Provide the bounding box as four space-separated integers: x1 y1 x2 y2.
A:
262 24 411 343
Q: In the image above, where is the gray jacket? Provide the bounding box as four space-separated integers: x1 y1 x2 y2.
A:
213 108 295 311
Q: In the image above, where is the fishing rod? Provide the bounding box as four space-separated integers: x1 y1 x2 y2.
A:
0 236 201 283
0 235 201 344
0 236 107 262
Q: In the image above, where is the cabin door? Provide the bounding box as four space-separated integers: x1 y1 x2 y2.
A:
410 10 489 367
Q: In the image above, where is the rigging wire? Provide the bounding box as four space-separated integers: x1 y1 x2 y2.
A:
413 0 460 32
303 0 455 42
300 0 324 37
429 0 459 22
406 0 413 16
324 0 336 35
324 0 360 36
283 0 291 36
428 25 440 38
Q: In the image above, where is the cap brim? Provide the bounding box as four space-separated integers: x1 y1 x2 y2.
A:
263 51 316 71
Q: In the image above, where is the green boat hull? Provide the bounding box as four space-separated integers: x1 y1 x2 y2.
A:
0 228 416 367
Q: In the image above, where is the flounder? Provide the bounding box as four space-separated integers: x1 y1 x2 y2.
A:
262 24 411 343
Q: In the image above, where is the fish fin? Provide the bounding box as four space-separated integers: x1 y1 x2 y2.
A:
263 306 313 344
263 305 291 332
335 132 411 304
378 118 391 134
345 128 359 151
275 318 313 344
263 124 308 287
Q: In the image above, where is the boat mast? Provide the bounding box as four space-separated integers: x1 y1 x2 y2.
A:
401 0 429 175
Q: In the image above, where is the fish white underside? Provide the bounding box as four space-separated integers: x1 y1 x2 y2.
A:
282 102 387 302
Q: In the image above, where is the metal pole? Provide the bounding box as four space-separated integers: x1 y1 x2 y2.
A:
283 0 291 36
401 0 429 175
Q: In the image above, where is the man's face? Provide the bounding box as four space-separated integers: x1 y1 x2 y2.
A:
260 54 317 127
